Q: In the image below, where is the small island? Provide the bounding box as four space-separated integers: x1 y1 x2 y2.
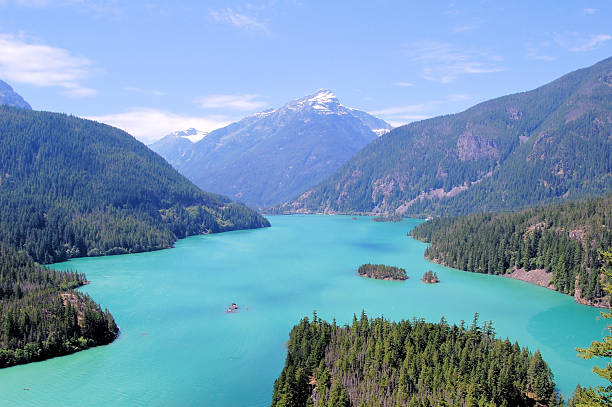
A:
422 270 440 284
371 213 403 222
357 263 408 281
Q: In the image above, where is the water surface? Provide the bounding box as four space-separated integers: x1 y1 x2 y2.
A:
0 215 604 405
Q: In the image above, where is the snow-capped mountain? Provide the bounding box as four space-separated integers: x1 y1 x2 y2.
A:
149 128 207 167
0 80 31 109
151 90 392 208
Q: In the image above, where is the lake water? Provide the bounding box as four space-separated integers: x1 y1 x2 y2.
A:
0 215 605 405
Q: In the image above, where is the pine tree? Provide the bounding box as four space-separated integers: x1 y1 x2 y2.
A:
572 250 612 405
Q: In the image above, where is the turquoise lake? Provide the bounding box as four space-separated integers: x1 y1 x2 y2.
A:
0 215 605 405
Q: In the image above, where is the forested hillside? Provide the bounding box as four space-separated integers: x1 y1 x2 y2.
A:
0 106 269 264
0 243 118 368
280 57 612 216
410 196 612 306
271 313 562 407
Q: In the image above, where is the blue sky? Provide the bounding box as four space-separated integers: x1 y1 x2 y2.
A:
0 0 611 143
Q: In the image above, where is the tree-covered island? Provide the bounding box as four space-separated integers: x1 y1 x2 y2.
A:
357 263 408 281
422 270 440 284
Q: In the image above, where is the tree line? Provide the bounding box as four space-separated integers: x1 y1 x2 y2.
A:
0 243 118 367
410 195 612 305
271 311 561 407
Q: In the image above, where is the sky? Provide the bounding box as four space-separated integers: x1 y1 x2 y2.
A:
0 0 611 144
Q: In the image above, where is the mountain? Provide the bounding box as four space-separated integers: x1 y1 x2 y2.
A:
148 128 207 167
411 195 612 307
279 57 612 216
150 90 391 208
0 80 31 109
0 105 269 264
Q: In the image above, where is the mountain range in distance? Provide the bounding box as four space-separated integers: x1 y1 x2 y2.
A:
279 57 612 216
150 90 392 208
0 80 31 109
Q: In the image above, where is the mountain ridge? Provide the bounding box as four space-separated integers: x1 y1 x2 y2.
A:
150 90 391 208
0 105 269 264
0 80 31 109
278 57 612 216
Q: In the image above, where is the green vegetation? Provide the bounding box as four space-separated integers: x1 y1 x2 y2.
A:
371 214 403 222
0 106 269 264
410 196 612 305
569 250 612 405
422 270 440 284
280 57 612 216
357 263 408 280
0 243 118 368
271 312 562 407
0 105 270 367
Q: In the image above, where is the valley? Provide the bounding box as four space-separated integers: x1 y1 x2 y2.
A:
0 216 604 405
0 6 610 403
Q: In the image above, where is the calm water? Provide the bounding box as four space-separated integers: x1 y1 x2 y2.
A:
0 215 605 405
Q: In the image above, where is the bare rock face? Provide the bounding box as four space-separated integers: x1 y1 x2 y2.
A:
456 133 498 161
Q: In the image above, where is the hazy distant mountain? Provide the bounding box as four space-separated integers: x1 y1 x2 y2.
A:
149 128 207 167
0 80 31 109
279 57 612 216
151 90 391 208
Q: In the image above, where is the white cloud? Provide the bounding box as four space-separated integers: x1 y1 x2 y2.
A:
85 108 232 144
452 24 476 33
583 8 598 14
526 42 556 61
448 93 470 102
553 32 612 52
371 104 429 116
394 82 413 87
408 40 505 83
371 93 474 126
0 0 122 17
0 32 96 97
195 93 267 111
209 8 268 32
125 86 166 96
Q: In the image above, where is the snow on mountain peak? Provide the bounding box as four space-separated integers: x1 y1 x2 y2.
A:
285 89 345 114
171 128 208 143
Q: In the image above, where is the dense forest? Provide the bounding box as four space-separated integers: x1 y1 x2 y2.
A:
410 195 612 306
0 106 269 264
0 243 118 368
271 312 562 407
357 264 408 280
279 57 612 217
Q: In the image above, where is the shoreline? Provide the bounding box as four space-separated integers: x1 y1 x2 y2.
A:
428 258 608 309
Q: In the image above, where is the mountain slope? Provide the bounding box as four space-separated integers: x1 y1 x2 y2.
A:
0 106 269 264
410 195 612 307
151 90 391 208
0 80 31 109
149 128 207 168
280 57 612 216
